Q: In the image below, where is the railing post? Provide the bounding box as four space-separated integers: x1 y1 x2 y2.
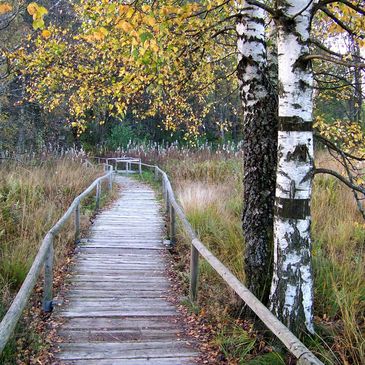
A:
154 166 158 180
75 202 80 243
165 188 169 214
169 203 176 245
126 161 129 175
95 181 101 210
108 171 113 191
189 245 199 302
43 238 54 312
162 176 166 201
139 159 142 175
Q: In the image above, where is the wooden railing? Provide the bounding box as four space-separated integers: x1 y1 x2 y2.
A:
129 160 324 365
0 163 114 354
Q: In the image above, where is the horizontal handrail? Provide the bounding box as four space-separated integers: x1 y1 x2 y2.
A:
0 165 114 354
127 160 323 365
93 156 142 175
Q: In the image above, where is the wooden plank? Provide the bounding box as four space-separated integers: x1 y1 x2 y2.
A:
74 267 165 276
64 290 168 299
62 298 174 306
61 317 178 330
59 310 177 318
66 282 170 290
60 303 175 311
58 341 197 360
58 328 180 342
62 358 195 365
71 276 168 283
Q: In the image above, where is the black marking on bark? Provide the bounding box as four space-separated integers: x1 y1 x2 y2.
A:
286 144 309 162
298 79 310 92
275 198 310 220
250 16 265 25
279 116 312 131
289 180 296 199
247 36 266 46
278 81 285 97
277 169 290 180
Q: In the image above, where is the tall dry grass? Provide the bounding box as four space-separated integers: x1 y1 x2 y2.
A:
0 158 107 363
152 150 364 364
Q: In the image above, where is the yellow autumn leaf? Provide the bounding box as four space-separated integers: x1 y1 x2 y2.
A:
116 20 133 33
99 27 108 36
27 2 38 16
41 29 51 38
118 5 128 15
0 3 12 14
150 39 159 52
125 7 134 19
145 16 156 27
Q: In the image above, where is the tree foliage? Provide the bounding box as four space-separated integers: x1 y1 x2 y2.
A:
16 0 238 140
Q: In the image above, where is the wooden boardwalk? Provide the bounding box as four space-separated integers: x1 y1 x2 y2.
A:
53 175 198 364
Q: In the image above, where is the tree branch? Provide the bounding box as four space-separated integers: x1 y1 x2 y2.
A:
302 54 365 68
314 168 365 194
315 134 365 161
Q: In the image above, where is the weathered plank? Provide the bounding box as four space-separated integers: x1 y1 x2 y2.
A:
61 316 178 330
53 176 198 364
61 358 194 365
58 341 197 360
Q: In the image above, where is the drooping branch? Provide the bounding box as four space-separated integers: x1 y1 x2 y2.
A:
315 0 365 16
310 38 365 62
315 134 365 161
302 54 365 68
318 6 364 39
314 168 365 194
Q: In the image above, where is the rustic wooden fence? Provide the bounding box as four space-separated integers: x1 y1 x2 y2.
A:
0 163 113 354
126 160 324 365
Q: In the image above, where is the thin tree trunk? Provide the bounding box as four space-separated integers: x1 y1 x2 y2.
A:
269 0 315 336
352 40 363 125
16 80 26 156
236 1 278 303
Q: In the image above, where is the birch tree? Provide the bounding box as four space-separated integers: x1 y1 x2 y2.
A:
236 0 277 303
269 0 315 335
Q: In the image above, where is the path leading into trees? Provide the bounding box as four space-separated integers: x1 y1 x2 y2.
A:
53 175 199 364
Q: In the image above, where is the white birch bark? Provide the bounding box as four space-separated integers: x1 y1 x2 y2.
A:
269 0 315 335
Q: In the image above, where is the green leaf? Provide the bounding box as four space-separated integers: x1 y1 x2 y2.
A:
140 31 153 43
132 48 139 60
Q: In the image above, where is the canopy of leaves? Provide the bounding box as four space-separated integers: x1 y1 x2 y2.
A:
16 0 237 139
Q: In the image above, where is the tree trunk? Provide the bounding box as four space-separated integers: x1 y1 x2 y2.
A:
269 0 315 336
16 80 26 156
352 40 363 125
236 1 278 303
